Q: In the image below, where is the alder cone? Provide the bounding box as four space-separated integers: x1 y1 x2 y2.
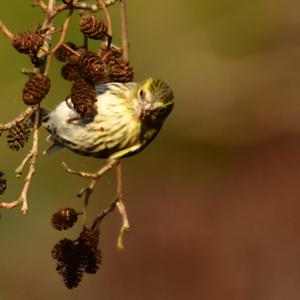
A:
23 73 50 105
80 15 107 40
110 59 134 82
12 30 44 55
79 51 106 84
71 78 97 118
7 123 30 151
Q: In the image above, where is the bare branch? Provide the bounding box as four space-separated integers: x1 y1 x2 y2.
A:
120 0 129 61
0 107 35 133
0 19 14 40
44 8 73 75
92 197 119 230
78 178 97 225
62 159 120 227
62 159 119 179
33 0 49 13
55 3 69 15
116 162 130 251
61 42 80 56
97 0 113 44
51 9 73 54
74 2 98 11
0 108 40 214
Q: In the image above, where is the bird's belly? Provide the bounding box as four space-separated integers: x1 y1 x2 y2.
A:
52 113 141 158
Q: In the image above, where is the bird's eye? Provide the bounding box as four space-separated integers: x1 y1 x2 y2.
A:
139 89 145 99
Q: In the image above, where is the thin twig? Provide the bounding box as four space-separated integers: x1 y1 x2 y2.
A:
74 2 98 11
33 0 49 13
120 0 129 61
62 159 119 179
92 197 119 230
51 9 73 53
63 159 119 225
104 0 118 7
55 3 69 15
116 162 130 251
77 178 97 225
62 42 80 56
42 0 68 27
0 107 35 133
0 108 40 214
0 19 14 40
44 8 73 75
15 151 33 178
97 0 112 52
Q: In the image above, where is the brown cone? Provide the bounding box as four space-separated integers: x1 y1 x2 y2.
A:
79 51 106 84
110 59 134 82
101 44 123 65
12 29 44 55
80 15 107 40
23 73 50 105
7 122 30 151
71 78 97 118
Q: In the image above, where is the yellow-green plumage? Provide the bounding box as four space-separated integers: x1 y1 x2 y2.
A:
42 78 174 159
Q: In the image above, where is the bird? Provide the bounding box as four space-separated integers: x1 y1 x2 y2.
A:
41 78 174 160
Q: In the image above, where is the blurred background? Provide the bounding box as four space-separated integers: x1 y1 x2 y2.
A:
1 0 300 299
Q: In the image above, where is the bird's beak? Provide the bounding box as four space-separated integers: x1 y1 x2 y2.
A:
141 101 155 119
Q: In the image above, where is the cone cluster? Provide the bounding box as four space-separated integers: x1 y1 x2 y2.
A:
51 227 102 289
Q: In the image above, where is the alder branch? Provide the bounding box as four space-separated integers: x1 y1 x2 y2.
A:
62 159 119 179
97 0 113 49
92 197 119 230
120 0 129 61
33 0 49 13
44 8 74 75
61 42 80 56
62 159 119 226
115 0 130 249
116 162 130 251
74 1 98 11
0 108 40 214
0 19 13 40
0 107 35 133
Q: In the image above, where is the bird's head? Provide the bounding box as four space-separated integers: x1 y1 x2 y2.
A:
136 78 174 123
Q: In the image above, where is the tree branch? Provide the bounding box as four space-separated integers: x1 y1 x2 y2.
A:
120 0 129 61
44 8 73 75
0 108 40 214
0 107 35 133
0 19 14 40
116 162 130 251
